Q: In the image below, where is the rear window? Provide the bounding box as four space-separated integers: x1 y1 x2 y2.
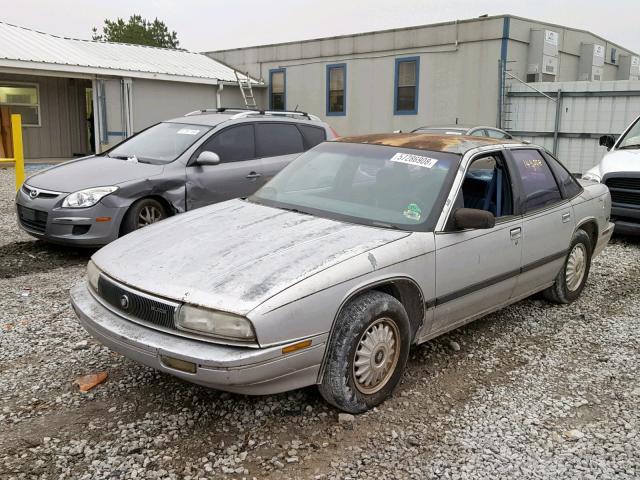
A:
511 149 562 212
544 152 583 198
298 125 326 149
256 123 304 157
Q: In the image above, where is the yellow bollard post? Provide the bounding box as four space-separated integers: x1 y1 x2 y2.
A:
11 114 25 191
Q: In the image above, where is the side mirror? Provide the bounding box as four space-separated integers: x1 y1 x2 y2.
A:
599 135 615 150
453 208 495 230
195 151 220 166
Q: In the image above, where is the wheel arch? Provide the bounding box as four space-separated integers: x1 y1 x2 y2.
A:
118 195 177 236
316 276 425 383
575 217 598 253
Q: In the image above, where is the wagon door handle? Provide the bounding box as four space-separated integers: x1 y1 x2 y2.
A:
510 227 522 240
245 172 262 179
562 212 571 223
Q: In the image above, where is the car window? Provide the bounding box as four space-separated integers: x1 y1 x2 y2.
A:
201 124 255 162
298 125 326 149
460 154 513 218
256 123 304 157
511 149 562 212
469 129 488 137
485 129 508 139
544 152 583 198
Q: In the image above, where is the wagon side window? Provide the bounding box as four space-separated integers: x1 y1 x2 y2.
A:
457 154 514 219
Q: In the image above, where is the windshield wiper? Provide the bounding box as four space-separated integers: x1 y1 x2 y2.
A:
371 221 404 230
618 144 640 150
277 206 311 215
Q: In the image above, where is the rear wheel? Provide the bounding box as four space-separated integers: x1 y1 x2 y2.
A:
121 198 167 235
318 291 410 413
543 229 592 304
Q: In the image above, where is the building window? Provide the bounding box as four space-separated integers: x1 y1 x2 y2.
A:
394 57 420 115
0 83 40 126
269 68 286 111
326 63 346 116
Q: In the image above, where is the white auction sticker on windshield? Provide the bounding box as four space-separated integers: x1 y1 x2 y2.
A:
177 128 201 135
390 152 438 168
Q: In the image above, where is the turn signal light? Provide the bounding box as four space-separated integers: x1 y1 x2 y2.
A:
282 339 312 354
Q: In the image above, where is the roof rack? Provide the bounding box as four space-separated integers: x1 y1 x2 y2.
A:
184 107 320 121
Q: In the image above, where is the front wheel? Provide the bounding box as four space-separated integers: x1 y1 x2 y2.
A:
120 198 167 236
318 291 411 413
543 229 592 304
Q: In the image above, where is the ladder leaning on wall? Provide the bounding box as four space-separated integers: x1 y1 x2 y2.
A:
234 71 257 109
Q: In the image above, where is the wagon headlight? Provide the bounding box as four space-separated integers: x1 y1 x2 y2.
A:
176 305 256 341
582 173 601 183
62 186 118 208
87 260 101 292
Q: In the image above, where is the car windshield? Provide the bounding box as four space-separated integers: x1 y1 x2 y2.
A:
107 122 211 164
618 117 640 149
250 142 459 231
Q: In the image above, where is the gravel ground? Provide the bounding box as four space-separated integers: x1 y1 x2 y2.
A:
1 167 638 479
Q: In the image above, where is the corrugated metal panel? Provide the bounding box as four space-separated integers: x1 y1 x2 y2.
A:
0 21 248 84
508 80 640 172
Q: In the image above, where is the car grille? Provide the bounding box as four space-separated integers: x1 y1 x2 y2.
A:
21 185 60 199
97 276 178 330
17 205 48 233
605 176 640 207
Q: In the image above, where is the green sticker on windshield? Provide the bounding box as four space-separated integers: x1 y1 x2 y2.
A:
403 203 422 221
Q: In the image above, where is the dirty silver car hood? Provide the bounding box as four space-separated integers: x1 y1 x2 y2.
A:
26 156 164 193
92 199 410 315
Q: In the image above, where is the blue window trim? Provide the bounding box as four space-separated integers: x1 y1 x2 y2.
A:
269 68 286 111
326 63 347 117
393 56 420 115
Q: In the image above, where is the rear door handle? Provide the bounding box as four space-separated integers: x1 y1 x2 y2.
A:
510 227 522 240
245 172 262 179
562 212 571 223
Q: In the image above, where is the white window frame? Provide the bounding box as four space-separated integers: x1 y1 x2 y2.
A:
0 81 41 127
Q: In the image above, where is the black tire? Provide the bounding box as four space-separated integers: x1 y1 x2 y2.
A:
120 198 167 236
543 229 592 304
318 291 411 413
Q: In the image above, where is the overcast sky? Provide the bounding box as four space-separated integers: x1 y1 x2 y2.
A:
2 0 638 53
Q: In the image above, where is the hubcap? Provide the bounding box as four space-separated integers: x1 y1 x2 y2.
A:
566 243 587 291
137 205 163 228
353 318 400 394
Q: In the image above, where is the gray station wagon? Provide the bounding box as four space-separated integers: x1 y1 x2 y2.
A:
15 109 335 246
71 133 613 413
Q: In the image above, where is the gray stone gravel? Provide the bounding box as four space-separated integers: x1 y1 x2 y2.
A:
1 167 639 479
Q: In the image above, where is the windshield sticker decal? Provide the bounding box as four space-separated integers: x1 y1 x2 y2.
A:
403 203 422 221
177 128 201 135
391 153 438 169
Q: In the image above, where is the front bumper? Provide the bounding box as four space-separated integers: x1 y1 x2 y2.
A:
70 283 324 395
15 186 125 246
611 205 640 236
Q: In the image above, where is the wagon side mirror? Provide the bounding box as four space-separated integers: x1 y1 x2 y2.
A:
453 208 495 230
599 135 615 151
196 151 221 166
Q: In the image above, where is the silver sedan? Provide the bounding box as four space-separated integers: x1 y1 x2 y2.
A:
71 133 614 413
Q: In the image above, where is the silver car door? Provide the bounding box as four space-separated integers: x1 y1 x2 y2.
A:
508 148 575 297
185 124 263 210
432 151 523 336
254 122 308 184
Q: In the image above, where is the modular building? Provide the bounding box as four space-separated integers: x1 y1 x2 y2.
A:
0 21 253 160
206 14 638 137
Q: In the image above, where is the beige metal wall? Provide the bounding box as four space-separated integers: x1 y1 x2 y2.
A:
0 73 89 159
208 15 637 137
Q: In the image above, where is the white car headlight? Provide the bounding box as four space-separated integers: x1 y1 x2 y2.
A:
86 260 101 292
62 186 118 208
582 173 601 183
176 304 256 341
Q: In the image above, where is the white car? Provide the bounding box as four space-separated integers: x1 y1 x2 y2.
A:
584 115 640 235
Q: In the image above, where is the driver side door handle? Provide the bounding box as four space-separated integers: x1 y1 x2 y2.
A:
245 172 262 179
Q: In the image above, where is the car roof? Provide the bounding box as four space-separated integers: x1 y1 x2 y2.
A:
335 133 521 155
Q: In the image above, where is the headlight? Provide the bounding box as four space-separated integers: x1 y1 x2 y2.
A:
176 304 256 341
62 186 118 208
582 173 601 183
87 260 101 292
